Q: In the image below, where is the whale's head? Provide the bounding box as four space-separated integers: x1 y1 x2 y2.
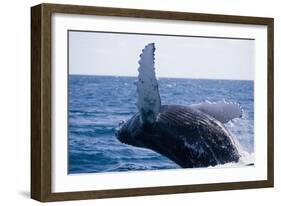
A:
116 114 141 147
116 113 154 148
116 126 137 146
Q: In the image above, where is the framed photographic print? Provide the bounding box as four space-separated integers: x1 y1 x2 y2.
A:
31 3 274 202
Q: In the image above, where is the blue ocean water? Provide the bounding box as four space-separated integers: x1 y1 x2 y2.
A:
68 75 254 174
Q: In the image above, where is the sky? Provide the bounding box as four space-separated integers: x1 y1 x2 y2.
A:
68 31 255 80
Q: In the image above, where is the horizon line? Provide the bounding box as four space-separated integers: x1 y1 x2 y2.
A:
68 73 254 81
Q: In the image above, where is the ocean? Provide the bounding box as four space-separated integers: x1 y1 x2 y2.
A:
68 75 254 174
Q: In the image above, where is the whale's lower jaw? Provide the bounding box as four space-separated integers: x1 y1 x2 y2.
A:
116 105 241 168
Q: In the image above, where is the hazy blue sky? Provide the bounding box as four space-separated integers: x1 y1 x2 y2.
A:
69 31 254 80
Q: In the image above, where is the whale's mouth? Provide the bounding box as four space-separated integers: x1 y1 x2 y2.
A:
116 131 125 144
115 121 143 148
115 120 129 145
116 130 131 145
115 120 125 139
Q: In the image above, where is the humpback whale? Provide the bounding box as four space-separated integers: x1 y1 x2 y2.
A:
116 43 244 168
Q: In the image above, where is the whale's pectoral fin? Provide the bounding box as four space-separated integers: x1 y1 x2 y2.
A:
191 100 243 123
136 43 161 126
